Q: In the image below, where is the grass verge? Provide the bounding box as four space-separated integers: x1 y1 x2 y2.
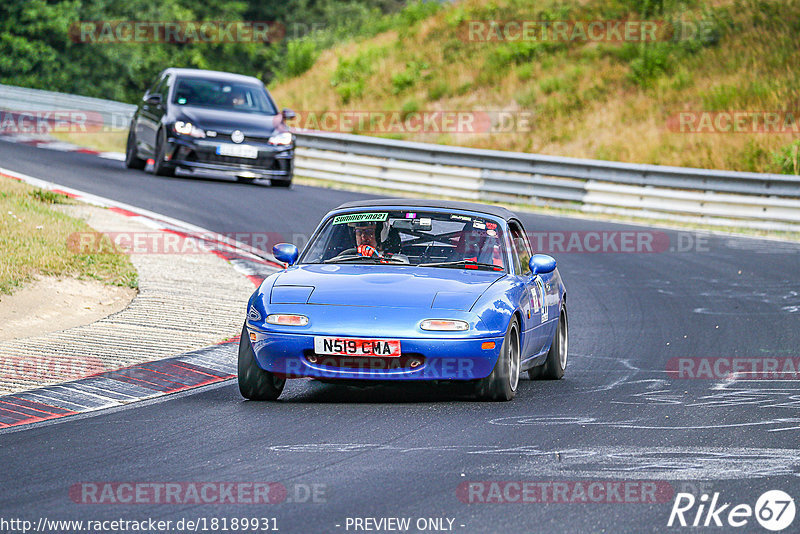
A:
50 130 127 154
0 175 138 295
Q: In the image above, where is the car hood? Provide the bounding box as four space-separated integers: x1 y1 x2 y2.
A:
271 264 504 310
175 105 284 137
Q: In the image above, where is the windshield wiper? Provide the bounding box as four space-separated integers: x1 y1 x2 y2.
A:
418 260 504 271
324 255 406 264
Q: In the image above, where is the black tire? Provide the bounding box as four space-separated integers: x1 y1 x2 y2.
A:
474 317 520 401
270 161 293 188
535 306 568 380
238 323 285 400
124 128 146 170
153 128 175 177
270 178 292 188
236 176 257 184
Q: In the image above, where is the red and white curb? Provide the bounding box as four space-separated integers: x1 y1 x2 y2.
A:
0 132 125 161
0 343 238 431
0 167 285 430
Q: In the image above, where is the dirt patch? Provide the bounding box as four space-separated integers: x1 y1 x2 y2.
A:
0 276 135 341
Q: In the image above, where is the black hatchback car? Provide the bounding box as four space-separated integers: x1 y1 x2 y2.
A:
125 68 295 186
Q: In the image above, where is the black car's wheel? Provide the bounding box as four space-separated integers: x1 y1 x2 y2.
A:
270 162 293 187
153 128 176 177
238 323 285 400
474 317 520 401
124 128 146 170
236 176 257 184
533 306 568 380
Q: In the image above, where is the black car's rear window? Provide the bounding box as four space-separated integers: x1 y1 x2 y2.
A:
172 77 277 114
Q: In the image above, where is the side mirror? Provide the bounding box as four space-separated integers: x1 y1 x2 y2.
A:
529 254 556 275
282 108 296 121
145 93 162 106
273 243 299 266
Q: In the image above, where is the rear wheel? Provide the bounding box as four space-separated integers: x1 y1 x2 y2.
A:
153 128 175 177
270 178 292 188
124 128 146 170
533 306 568 380
474 317 520 401
238 323 285 400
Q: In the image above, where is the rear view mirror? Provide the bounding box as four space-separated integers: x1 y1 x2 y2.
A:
529 254 556 275
144 93 162 106
282 108 296 121
273 243 299 266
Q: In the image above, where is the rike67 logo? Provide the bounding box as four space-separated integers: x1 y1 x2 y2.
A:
668 490 795 531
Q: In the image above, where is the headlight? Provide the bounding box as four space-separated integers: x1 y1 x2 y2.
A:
268 131 293 145
420 319 469 331
173 121 205 138
266 314 308 326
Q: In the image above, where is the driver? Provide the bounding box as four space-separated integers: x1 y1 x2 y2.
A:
228 89 246 107
351 221 383 257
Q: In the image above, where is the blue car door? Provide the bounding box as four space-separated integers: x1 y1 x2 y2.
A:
509 221 548 359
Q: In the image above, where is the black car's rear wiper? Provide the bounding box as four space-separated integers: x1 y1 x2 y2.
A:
418 260 504 271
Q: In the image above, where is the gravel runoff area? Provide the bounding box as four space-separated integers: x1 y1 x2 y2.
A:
0 204 257 395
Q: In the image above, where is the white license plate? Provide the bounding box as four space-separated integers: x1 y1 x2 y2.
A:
216 143 258 159
314 337 401 357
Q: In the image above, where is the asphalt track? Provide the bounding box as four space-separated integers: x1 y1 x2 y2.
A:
1 138 799 533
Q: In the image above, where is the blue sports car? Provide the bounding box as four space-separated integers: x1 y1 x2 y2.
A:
239 199 567 401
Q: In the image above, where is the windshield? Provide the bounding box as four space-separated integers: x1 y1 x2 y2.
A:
300 210 507 271
171 77 277 114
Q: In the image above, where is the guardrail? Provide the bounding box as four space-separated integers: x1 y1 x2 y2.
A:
293 131 800 231
2 83 799 231
0 84 136 130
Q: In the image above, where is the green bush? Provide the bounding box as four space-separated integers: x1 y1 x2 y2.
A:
401 98 420 119
772 140 800 175
278 38 319 80
391 60 428 95
330 46 386 103
628 43 672 87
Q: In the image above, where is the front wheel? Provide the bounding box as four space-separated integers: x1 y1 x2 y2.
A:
532 306 568 380
124 128 146 170
153 129 176 177
238 323 285 400
474 317 520 401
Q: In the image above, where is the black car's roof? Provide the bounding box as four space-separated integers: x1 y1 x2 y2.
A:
333 198 518 221
163 68 263 85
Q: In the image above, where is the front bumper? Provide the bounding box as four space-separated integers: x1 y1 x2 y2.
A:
166 136 293 178
247 329 505 381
